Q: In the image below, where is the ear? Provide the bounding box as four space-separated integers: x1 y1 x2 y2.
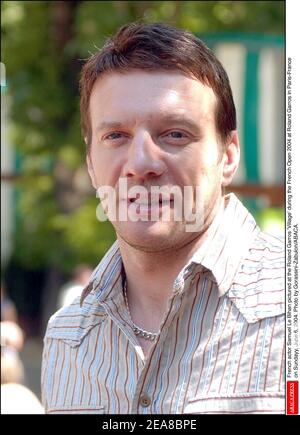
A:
221 131 240 187
86 154 97 189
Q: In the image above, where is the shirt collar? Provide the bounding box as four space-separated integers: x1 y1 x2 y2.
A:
188 193 259 297
81 193 259 305
80 240 124 306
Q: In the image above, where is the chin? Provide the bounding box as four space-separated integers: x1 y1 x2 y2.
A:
115 221 174 252
115 220 197 253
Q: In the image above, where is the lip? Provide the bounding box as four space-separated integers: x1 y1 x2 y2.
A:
118 197 174 218
119 194 174 205
129 201 173 217
125 198 174 206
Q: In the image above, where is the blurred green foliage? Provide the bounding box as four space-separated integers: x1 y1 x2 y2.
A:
1 1 284 273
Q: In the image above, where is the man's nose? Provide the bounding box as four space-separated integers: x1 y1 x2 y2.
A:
122 131 167 180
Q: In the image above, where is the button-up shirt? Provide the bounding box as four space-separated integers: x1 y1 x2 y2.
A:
41 194 285 414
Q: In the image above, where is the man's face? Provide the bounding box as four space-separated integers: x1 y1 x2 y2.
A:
88 70 231 252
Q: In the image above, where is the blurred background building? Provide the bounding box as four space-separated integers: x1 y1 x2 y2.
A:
1 1 285 405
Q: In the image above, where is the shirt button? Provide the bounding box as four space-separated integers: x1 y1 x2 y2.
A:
139 393 151 408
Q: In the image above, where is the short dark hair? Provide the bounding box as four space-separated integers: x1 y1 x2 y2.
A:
80 22 236 149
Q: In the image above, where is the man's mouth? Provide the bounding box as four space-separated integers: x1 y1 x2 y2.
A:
127 194 174 206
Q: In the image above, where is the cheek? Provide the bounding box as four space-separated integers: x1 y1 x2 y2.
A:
180 155 222 189
91 148 125 188
89 149 109 186
194 147 223 185
171 149 209 186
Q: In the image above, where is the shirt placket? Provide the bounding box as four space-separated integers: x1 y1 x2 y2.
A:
100 269 194 414
101 292 144 359
130 276 191 414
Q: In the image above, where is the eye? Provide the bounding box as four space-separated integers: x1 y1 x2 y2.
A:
101 131 129 147
104 132 124 140
162 130 191 145
166 131 187 139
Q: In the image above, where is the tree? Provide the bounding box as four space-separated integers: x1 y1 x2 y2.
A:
1 1 284 330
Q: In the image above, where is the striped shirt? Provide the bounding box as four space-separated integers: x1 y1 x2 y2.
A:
41 193 285 414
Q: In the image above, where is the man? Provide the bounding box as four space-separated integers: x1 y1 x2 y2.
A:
42 22 284 414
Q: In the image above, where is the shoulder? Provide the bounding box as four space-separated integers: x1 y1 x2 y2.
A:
228 230 284 323
44 292 107 347
248 229 283 256
41 292 107 412
242 230 284 274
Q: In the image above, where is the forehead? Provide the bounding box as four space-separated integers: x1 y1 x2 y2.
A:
89 70 217 126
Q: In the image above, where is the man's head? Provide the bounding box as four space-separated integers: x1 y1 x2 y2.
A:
80 22 240 252
80 22 236 150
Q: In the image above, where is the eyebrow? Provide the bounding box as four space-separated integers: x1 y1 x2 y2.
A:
96 121 124 133
156 114 202 135
96 114 202 135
